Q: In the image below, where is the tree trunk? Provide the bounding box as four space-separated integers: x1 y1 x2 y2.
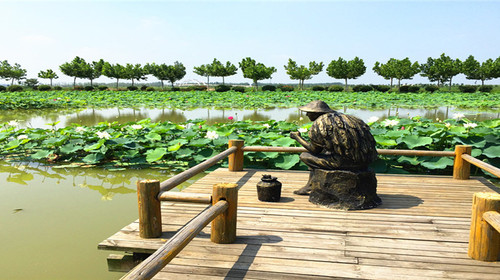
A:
254 79 258 91
171 81 174 88
116 78 119 89
398 79 401 89
132 79 135 87
222 76 225 85
481 79 485 87
50 79 53 87
437 80 440 88
73 77 77 88
161 80 164 89
344 78 348 91
207 76 210 89
11 78 14 85
90 79 94 87
449 78 452 91
390 78 393 89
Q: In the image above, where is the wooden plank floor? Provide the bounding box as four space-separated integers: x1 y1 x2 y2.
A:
99 168 500 279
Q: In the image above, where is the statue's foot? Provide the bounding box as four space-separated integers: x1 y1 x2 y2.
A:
294 185 311 195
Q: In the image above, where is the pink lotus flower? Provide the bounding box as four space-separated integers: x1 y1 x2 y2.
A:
228 116 234 120
400 126 405 130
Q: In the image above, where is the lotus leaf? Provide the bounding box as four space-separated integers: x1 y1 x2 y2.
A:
146 148 167 162
483 146 500 158
274 154 300 169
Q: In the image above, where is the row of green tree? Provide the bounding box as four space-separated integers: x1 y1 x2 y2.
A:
1 54 499 90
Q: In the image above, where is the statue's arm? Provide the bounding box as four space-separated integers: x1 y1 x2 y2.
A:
290 132 322 154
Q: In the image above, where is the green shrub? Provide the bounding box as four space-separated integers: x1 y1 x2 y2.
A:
7 85 23 92
327 85 344 92
311 85 326 91
74 85 84 91
478 85 493 93
146 87 155 92
171 87 181 91
188 85 207 91
408 85 420 93
84 86 94 91
262 85 276 91
215 84 231 92
277 85 294 92
0 85 6 92
399 85 419 93
140 85 148 91
231 86 246 93
127 86 138 91
38 85 52 91
54 86 63 90
458 85 477 93
371 85 391 92
98 85 108 90
352 85 373 92
424 85 439 93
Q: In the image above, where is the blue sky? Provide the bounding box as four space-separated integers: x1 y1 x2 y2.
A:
1 0 499 86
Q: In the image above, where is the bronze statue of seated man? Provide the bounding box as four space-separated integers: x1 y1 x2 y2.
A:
290 101 380 209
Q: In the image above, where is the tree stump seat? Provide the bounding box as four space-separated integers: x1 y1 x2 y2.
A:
309 169 382 210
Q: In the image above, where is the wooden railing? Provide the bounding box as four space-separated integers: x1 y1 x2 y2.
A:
130 139 500 278
236 140 499 180
125 182 238 280
468 192 500 261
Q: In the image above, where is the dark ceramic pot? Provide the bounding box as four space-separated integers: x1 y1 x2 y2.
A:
256 174 282 202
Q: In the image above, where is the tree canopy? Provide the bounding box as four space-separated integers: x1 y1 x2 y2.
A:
462 55 500 86
420 53 461 89
326 57 366 91
102 62 127 89
124 63 147 86
193 62 215 88
211 59 238 84
59 56 89 88
373 58 420 89
38 69 59 86
0 60 27 85
284 59 323 90
239 57 276 90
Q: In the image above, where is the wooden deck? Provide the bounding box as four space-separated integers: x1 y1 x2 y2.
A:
99 168 500 279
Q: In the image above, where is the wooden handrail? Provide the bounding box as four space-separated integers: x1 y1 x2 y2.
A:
158 146 237 194
377 149 455 157
462 154 500 178
468 192 500 261
483 211 500 233
158 192 211 204
122 200 229 280
242 146 456 157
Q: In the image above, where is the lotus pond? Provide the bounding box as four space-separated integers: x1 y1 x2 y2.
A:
0 106 498 130
0 160 207 279
1 89 499 279
0 90 499 110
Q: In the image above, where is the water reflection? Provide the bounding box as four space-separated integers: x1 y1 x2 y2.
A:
1 106 498 129
0 161 203 200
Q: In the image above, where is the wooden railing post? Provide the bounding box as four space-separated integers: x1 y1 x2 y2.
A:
228 139 244 171
468 192 500 261
453 145 472 180
211 183 238 244
137 180 162 238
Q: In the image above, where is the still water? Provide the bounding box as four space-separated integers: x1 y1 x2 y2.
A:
1 106 498 279
0 161 205 279
1 106 498 129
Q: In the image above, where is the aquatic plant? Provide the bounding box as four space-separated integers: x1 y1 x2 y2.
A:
0 117 498 176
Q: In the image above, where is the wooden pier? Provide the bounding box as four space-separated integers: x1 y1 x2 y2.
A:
99 168 500 279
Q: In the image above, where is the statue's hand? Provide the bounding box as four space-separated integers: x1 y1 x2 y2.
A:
290 131 300 140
